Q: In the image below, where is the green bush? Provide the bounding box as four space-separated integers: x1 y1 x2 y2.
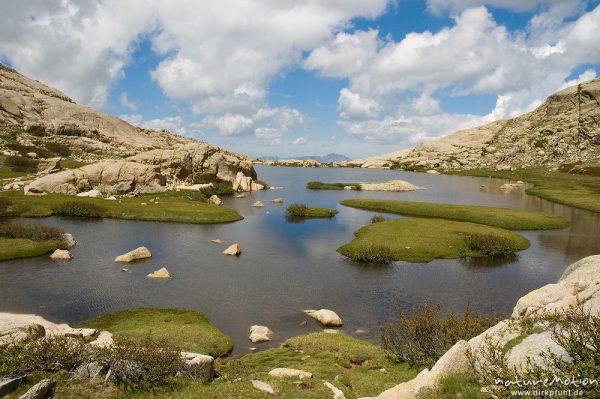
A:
55 126 85 137
466 233 516 257
52 201 105 218
306 181 360 190
44 142 71 157
0 335 89 377
0 222 64 241
286 203 308 217
381 300 498 367
103 336 183 385
4 155 39 172
200 182 235 197
371 215 387 223
7 143 55 158
0 196 11 213
343 243 394 263
26 125 47 137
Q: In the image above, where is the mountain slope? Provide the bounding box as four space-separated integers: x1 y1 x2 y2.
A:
351 78 600 170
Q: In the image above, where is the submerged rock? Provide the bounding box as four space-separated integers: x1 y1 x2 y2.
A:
271 198 284 204
251 201 264 207
223 243 241 256
50 249 72 260
114 247 151 263
147 267 171 279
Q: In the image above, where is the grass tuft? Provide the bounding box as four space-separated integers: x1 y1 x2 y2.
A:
52 201 105 218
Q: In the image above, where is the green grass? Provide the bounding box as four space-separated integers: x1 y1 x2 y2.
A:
337 218 530 263
449 167 600 213
0 237 64 261
341 198 568 230
307 181 361 190
419 373 483 399
76 309 233 357
306 207 338 217
6 332 417 399
0 190 243 224
0 156 28 179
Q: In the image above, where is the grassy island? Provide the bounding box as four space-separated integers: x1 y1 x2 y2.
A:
337 218 530 263
0 221 67 261
307 181 361 190
341 198 568 230
286 203 338 218
0 190 243 224
448 167 600 214
77 308 233 357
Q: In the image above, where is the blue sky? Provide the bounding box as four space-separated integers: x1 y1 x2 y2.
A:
1 0 600 158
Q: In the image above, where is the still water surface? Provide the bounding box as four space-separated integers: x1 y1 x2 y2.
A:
1 166 599 355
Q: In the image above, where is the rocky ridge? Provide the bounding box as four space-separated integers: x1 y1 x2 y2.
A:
0 64 259 194
347 79 600 171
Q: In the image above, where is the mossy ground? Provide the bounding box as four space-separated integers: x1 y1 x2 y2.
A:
76 308 233 357
337 218 530 263
0 237 64 261
449 167 600 213
5 332 418 399
0 190 243 224
341 198 568 230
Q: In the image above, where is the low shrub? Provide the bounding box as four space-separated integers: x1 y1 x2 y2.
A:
466 233 516 257
306 181 360 190
343 244 394 263
52 201 105 218
0 222 64 241
286 203 308 217
381 300 498 367
371 215 387 223
55 126 85 137
200 182 235 197
4 155 39 172
0 196 11 213
44 142 71 157
7 143 55 159
103 336 183 385
25 125 47 137
0 335 89 377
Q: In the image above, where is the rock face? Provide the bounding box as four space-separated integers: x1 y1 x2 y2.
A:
363 255 600 399
304 309 343 327
348 78 600 171
114 247 152 263
128 144 256 186
25 161 166 195
249 325 273 343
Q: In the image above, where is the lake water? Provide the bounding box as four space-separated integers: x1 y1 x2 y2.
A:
1 165 599 356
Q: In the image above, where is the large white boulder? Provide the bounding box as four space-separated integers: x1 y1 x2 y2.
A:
223 243 241 256
304 309 343 327
249 325 272 343
268 368 312 379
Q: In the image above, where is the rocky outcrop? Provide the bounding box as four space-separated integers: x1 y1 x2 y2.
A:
362 255 600 399
349 78 600 171
25 161 166 195
359 180 422 192
19 379 55 399
128 143 256 186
